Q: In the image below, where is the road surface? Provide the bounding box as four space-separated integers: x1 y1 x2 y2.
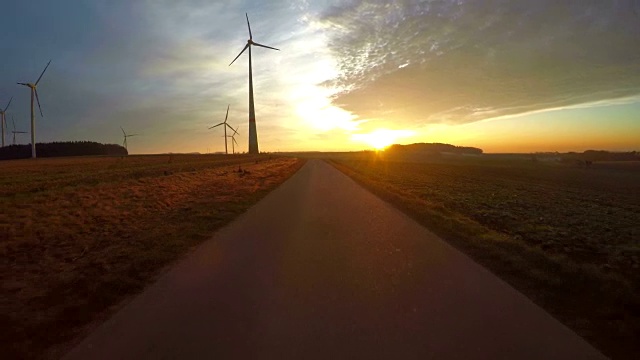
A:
64 160 605 359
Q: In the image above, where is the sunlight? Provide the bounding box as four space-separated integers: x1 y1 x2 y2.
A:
351 129 415 150
296 94 361 131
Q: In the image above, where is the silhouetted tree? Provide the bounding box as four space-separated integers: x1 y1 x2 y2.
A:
387 143 483 155
0 141 127 160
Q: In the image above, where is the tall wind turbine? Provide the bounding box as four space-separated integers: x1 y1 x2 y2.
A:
121 127 139 153
229 13 279 154
11 116 27 146
17 60 51 158
209 105 238 154
224 125 240 154
0 97 12 147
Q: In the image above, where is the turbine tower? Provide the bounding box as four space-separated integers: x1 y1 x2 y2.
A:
11 116 27 145
224 125 240 154
229 13 279 154
17 60 51 158
120 127 139 153
209 105 238 154
0 97 13 147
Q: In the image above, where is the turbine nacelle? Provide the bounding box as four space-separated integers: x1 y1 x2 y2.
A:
229 13 280 67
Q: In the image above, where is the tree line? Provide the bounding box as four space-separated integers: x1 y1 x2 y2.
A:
387 143 483 155
0 141 127 160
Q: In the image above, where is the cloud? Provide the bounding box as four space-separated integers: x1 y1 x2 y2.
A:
5 0 635 153
320 0 640 125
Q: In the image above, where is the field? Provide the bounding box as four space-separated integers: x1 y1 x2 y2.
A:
0 154 304 359
328 152 639 359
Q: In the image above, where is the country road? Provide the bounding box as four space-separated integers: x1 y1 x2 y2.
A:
64 159 605 359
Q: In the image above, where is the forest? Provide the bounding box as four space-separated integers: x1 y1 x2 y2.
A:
386 143 484 155
0 141 127 160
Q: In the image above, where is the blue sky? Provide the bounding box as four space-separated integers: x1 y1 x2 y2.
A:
1 0 639 153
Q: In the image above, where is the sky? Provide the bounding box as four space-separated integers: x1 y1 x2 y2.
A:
0 0 639 154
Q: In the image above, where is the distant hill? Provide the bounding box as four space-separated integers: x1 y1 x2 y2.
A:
573 150 638 162
387 143 483 155
0 141 127 160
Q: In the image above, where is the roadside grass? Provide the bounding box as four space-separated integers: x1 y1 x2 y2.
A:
0 154 304 359
329 155 639 359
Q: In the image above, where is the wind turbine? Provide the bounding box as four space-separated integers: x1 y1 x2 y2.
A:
120 127 139 153
224 125 240 154
11 116 27 146
17 60 51 158
209 105 238 154
229 13 279 154
0 97 12 147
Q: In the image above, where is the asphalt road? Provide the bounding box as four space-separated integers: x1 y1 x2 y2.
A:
64 159 605 359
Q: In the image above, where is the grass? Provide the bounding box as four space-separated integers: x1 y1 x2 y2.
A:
0 154 304 359
328 152 639 359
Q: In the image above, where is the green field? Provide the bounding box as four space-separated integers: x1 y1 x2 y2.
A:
328 151 639 359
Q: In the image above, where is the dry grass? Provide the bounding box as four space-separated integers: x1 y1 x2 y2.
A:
329 153 639 359
0 154 304 359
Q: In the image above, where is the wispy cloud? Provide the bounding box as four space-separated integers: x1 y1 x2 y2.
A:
320 0 640 126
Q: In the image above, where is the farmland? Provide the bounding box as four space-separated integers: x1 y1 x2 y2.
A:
0 154 304 359
329 152 639 359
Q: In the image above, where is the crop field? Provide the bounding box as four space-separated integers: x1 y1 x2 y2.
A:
0 154 304 359
329 152 639 359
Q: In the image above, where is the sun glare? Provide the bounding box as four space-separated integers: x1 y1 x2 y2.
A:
296 94 360 131
351 129 415 150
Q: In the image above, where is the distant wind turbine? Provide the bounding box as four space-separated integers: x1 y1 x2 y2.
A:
0 97 12 147
209 105 238 154
229 13 279 154
11 116 27 146
17 60 51 158
224 125 240 154
120 127 139 153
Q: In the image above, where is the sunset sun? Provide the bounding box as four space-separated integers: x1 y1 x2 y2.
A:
352 129 415 150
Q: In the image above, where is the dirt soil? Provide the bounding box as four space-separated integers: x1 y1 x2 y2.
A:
329 153 639 359
0 154 304 359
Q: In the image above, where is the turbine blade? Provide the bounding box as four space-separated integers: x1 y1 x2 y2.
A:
209 122 224 129
35 89 44 117
246 13 252 40
17 82 29 86
4 96 13 112
224 104 229 123
121 126 126 136
226 123 237 135
12 116 15 130
229 43 249 66
35 60 52 85
252 42 280 51
233 137 238 146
